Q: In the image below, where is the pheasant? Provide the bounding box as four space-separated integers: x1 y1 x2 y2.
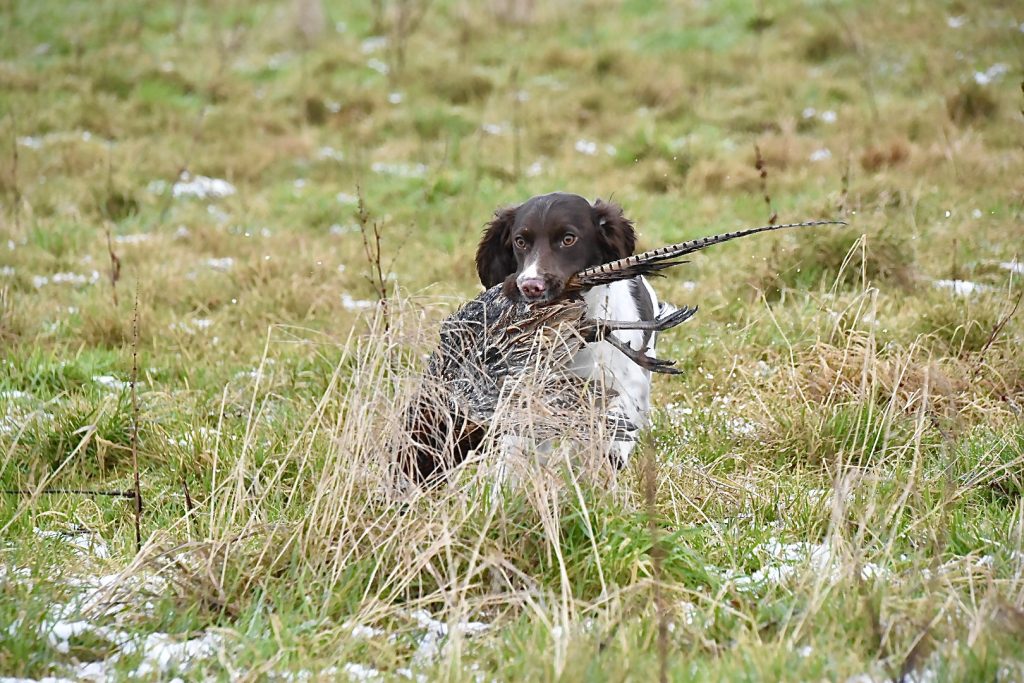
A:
404 220 843 482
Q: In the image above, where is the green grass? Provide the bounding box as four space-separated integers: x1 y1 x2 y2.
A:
2 0 1023 680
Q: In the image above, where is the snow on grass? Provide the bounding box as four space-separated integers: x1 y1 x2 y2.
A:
170 317 214 334
5 530 223 681
371 162 426 178
973 63 1009 85
999 260 1023 275
16 131 104 149
149 172 236 200
205 257 235 272
366 58 389 75
932 279 992 296
574 139 617 156
809 148 832 162
91 375 126 391
112 234 152 245
34 528 110 560
341 294 375 310
315 146 345 162
719 537 892 591
31 271 101 288
409 609 489 665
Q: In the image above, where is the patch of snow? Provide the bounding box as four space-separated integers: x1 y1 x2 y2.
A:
16 131 103 148
360 37 387 53
1 390 30 401
726 538 834 591
341 294 375 310
343 663 382 681
1000 260 1023 275
574 139 598 155
409 610 488 665
34 528 110 559
819 110 837 124
155 172 236 200
127 631 222 678
725 417 758 436
946 15 967 29
932 279 991 296
974 63 1009 86
345 622 384 639
371 162 426 178
316 146 344 162
113 234 151 245
32 271 101 288
366 58 389 75
809 148 832 162
860 563 888 580
171 318 213 335
92 375 126 391
206 257 235 272
388 92 403 104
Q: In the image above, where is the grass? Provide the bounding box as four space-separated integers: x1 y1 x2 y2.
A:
1 0 1023 680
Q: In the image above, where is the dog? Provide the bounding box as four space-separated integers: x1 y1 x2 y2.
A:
474 192 665 467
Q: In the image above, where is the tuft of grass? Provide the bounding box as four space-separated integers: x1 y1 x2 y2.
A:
946 81 999 126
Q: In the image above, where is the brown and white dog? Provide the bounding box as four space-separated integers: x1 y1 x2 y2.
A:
475 192 665 466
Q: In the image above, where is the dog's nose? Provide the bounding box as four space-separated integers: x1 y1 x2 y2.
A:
518 278 547 299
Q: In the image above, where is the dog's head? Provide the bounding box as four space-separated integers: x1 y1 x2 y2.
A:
474 192 636 302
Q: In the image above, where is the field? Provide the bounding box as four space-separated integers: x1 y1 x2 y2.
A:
2 0 1023 680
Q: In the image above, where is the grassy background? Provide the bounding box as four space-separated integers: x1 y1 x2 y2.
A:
1 0 1023 680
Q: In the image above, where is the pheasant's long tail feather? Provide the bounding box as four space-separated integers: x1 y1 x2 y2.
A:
570 220 845 288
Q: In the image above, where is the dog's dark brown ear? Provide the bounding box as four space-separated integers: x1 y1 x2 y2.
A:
476 205 519 288
592 199 636 261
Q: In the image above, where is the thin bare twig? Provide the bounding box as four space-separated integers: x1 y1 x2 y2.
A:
130 284 143 553
976 290 1022 360
355 186 390 330
754 144 778 225
182 475 195 516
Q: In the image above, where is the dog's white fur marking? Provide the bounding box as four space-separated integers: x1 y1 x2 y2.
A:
517 256 541 284
570 277 658 466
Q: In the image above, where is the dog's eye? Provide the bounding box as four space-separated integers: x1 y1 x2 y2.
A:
513 236 528 249
561 234 577 247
